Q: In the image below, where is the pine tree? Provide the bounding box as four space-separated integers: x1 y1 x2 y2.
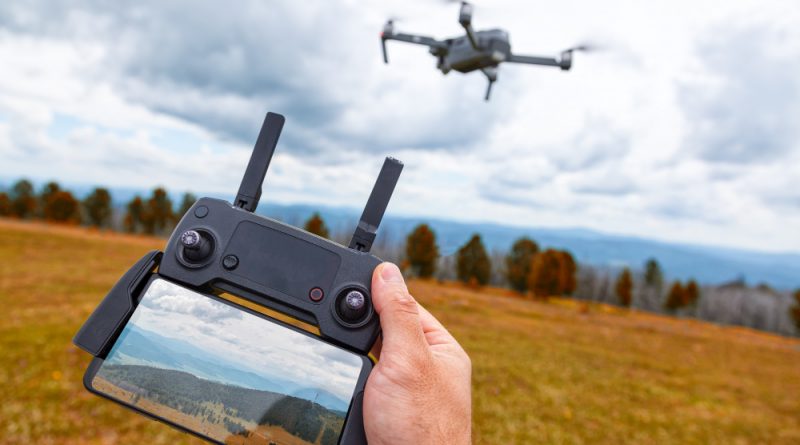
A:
557 250 577 296
304 212 330 239
684 279 700 306
0 192 11 216
10 179 37 219
505 237 539 293
664 280 686 311
124 196 144 233
176 192 197 220
83 187 113 228
615 268 633 307
405 224 439 278
43 190 81 223
644 258 664 291
528 249 562 298
456 234 491 286
141 187 173 235
39 181 61 217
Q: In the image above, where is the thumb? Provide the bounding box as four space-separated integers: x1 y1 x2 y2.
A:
371 263 428 357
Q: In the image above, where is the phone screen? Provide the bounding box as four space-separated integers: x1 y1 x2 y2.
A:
87 278 367 445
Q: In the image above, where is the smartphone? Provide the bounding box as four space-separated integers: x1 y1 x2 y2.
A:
83 277 372 445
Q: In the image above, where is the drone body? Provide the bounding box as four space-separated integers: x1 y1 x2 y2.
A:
381 2 580 100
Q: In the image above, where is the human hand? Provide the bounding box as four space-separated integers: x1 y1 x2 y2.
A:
363 263 472 445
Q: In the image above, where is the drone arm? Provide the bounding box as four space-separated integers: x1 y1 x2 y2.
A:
381 31 447 64
508 50 573 70
458 2 480 50
383 32 445 48
507 54 560 67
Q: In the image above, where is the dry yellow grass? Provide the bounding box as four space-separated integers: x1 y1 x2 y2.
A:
0 219 798 444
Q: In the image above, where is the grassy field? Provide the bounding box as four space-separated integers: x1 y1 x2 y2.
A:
1 219 798 444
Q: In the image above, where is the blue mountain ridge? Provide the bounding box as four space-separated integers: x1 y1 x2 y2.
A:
4 179 797 289
253 202 800 290
108 324 350 412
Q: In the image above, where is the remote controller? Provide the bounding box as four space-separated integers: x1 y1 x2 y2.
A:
73 112 403 444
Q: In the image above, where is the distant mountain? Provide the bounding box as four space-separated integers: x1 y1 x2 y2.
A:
249 202 800 290
291 387 350 413
109 325 302 396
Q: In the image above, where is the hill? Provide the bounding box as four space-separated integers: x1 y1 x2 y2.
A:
0 218 798 444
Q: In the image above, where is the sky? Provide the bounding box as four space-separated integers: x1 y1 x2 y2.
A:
125 279 363 402
0 0 798 252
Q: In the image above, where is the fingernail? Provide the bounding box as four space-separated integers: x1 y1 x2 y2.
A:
380 263 404 283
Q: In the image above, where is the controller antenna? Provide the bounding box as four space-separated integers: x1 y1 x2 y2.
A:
349 157 403 253
235 112 285 212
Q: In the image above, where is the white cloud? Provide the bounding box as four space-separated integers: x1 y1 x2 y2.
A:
0 0 799 252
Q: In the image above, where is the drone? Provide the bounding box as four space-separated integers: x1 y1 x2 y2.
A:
380 1 587 100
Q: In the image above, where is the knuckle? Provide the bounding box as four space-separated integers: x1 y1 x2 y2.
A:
387 290 419 314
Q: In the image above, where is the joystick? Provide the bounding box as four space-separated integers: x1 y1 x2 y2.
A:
336 289 370 325
179 229 214 264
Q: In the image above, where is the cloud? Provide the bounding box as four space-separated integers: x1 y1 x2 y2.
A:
141 279 243 323
133 279 363 400
1 0 800 253
679 25 800 164
0 0 509 157
551 118 631 172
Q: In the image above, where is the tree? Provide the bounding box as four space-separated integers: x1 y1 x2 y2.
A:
791 289 800 330
141 187 173 235
505 237 539 293
10 179 37 219
528 249 562 298
304 212 330 239
664 280 686 311
615 268 633 307
557 250 577 296
83 187 113 228
0 192 10 216
644 258 664 291
405 223 439 278
456 234 491 286
43 190 81 223
684 279 700 306
39 181 61 210
175 192 197 220
124 196 144 233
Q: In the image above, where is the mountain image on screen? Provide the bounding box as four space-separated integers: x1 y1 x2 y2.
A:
92 279 362 445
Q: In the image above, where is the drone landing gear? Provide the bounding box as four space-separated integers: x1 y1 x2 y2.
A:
481 67 497 101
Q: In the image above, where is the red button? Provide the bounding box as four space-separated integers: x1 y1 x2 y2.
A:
309 287 324 302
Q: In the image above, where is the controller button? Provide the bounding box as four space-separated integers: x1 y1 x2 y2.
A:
309 287 324 302
222 254 239 270
194 205 209 218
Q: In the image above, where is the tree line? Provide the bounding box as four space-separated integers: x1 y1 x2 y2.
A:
0 178 196 236
3 178 799 335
